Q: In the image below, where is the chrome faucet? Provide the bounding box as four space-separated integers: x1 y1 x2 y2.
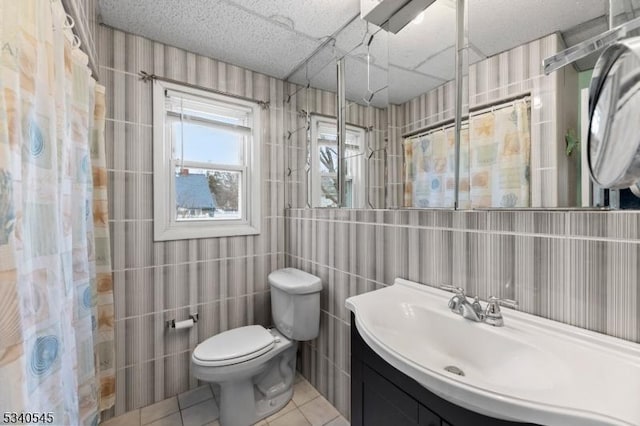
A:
440 285 518 327
446 287 484 322
484 296 518 327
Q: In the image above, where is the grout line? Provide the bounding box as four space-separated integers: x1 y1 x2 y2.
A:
106 169 154 175
284 215 640 244
108 215 285 224
109 215 286 221
105 118 153 127
100 65 292 115
111 251 286 273
116 348 193 371
114 290 272 322
298 344 350 384
285 252 388 291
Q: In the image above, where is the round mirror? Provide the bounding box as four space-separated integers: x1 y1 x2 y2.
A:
588 37 640 189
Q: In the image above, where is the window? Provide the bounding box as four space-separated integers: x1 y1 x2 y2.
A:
310 116 366 208
153 80 261 240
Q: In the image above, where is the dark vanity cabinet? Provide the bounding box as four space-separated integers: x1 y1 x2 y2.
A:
350 313 538 426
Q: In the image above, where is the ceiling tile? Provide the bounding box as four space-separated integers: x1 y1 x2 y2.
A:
414 46 455 81
562 15 608 47
226 0 360 39
468 0 607 58
334 18 390 65
387 1 456 69
388 66 444 104
288 45 338 91
288 54 390 107
343 56 389 107
99 0 322 78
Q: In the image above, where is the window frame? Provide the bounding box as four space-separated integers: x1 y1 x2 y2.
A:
309 115 366 208
153 80 261 241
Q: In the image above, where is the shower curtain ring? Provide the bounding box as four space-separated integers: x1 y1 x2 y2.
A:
72 34 82 49
64 14 75 30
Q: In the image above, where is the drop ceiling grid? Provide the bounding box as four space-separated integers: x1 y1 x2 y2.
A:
98 0 613 105
467 0 607 59
98 0 347 78
226 0 361 39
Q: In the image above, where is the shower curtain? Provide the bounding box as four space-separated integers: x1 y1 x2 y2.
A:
0 1 115 425
468 101 531 208
404 101 530 208
403 127 467 208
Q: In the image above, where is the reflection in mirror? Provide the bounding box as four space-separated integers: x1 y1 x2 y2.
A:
463 0 637 208
309 115 367 207
390 0 458 208
284 14 389 209
604 0 640 208
588 37 640 192
336 18 389 208
284 40 339 209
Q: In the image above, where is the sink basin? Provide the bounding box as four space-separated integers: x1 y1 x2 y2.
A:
346 278 640 426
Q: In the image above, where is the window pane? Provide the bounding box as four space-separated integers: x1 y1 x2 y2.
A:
174 167 241 221
345 179 353 208
318 144 338 173
345 146 362 176
320 176 338 207
346 132 360 146
173 121 244 165
166 94 249 127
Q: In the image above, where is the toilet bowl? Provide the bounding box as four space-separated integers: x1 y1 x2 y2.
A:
192 268 322 426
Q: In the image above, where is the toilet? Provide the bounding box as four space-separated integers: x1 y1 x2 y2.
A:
191 268 322 426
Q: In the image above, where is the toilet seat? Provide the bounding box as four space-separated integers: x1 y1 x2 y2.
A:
192 325 276 367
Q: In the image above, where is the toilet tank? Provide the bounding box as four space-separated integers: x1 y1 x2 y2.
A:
268 268 322 341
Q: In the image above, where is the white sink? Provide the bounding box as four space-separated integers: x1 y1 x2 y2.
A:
346 278 640 426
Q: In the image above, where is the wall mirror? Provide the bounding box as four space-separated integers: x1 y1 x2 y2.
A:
390 0 459 209
284 14 390 209
284 39 339 209
284 0 640 211
284 0 459 210
460 0 640 209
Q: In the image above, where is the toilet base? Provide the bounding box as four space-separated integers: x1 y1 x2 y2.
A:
196 336 297 426
254 386 293 421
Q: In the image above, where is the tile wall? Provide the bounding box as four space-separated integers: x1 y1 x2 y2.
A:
287 208 640 421
96 25 288 418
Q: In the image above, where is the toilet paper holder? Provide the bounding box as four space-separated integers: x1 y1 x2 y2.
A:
166 313 199 329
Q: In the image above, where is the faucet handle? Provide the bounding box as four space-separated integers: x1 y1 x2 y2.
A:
484 296 519 327
492 297 518 310
484 297 504 327
440 285 465 298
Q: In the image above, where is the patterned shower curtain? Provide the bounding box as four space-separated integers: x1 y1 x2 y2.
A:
403 127 467 208
404 101 530 208
468 101 530 208
0 1 114 425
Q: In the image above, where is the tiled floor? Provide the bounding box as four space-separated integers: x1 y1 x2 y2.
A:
102 374 349 426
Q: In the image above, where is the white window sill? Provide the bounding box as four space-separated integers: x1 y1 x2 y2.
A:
154 223 260 241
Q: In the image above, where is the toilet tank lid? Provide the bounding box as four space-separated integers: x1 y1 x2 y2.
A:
268 268 322 294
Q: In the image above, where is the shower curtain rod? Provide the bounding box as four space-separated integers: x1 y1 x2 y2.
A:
139 71 270 109
401 92 531 139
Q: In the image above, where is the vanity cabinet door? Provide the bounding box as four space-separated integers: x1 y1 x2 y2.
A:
418 406 441 426
362 364 419 426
